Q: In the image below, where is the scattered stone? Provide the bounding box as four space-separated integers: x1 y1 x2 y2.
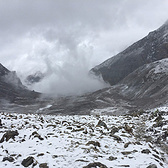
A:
117 165 130 167
152 154 161 161
37 153 45 157
146 164 157 168
134 141 142 145
66 126 73 130
2 156 14 162
96 120 108 130
154 115 163 122
110 126 119 134
145 136 153 142
0 130 19 143
86 141 100 147
161 130 168 140
124 123 133 134
110 134 122 141
108 156 117 161
62 121 70 126
141 149 151 154
76 159 89 162
39 163 49 168
124 142 131 148
30 131 44 140
121 151 132 155
21 156 34 167
72 128 84 132
83 162 108 168
46 124 56 128
152 149 159 155
0 119 2 126
153 121 164 127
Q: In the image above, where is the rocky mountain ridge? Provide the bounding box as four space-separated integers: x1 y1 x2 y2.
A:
0 64 40 105
91 20 168 85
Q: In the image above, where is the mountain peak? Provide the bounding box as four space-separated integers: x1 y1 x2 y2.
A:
91 21 168 85
0 63 10 76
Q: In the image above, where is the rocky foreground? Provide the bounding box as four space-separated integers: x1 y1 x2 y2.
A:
0 108 168 168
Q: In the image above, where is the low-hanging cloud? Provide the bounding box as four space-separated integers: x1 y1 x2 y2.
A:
0 0 168 96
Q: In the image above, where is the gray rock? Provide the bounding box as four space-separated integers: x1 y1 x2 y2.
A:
124 123 133 134
110 134 122 142
39 163 49 168
146 164 157 168
108 156 117 161
21 156 34 167
83 162 107 168
110 126 119 134
124 142 131 148
141 149 151 154
30 131 44 140
86 141 101 147
2 156 14 162
96 120 108 130
0 130 19 143
0 119 2 126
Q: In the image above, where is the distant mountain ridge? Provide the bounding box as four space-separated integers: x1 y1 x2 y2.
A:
91 20 168 85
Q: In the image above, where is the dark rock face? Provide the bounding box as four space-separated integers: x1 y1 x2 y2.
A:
91 21 168 85
0 63 40 104
0 63 10 76
114 58 168 109
25 71 44 85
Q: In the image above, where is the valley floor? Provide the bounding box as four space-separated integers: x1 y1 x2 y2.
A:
0 109 168 168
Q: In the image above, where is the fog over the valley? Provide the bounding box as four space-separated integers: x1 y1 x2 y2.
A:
0 0 168 96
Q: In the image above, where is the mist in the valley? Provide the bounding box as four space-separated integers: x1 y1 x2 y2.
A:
0 0 168 96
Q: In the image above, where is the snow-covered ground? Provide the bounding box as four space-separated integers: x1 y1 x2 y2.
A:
0 109 168 168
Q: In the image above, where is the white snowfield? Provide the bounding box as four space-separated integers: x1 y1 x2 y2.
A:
0 109 168 168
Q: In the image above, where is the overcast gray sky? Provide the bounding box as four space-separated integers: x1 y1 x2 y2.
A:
0 0 168 96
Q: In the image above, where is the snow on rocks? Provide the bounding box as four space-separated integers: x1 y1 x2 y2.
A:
0 110 168 168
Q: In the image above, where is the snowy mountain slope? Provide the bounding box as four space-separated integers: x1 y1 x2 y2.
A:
33 59 168 115
0 109 168 168
0 63 40 104
91 20 168 85
118 58 168 100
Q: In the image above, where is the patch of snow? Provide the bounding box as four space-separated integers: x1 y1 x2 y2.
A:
36 105 52 113
0 111 168 168
153 58 168 74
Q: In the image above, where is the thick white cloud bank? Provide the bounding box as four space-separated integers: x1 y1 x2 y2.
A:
0 0 168 96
